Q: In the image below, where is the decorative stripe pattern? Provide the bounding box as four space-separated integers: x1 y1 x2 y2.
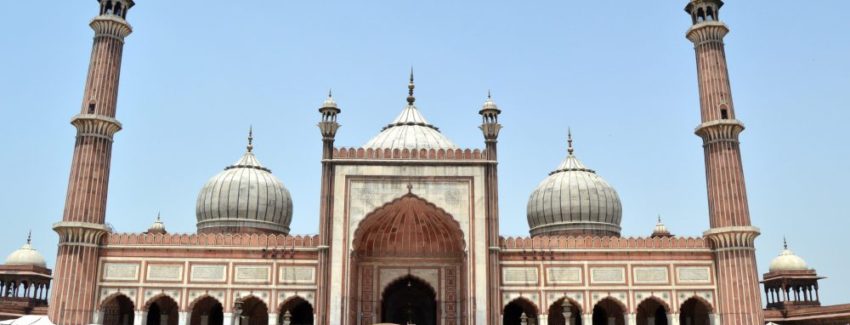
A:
48 12 132 325
688 18 764 325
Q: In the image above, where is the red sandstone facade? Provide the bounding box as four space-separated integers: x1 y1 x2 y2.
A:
29 1 848 325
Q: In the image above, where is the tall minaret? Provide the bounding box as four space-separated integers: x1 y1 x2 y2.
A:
49 1 134 324
479 92 502 324
316 91 341 324
684 1 764 325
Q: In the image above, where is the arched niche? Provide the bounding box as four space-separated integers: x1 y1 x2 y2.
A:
278 296 314 325
189 296 224 325
548 297 583 325
380 275 437 325
592 297 626 325
503 297 539 325
636 297 670 325
679 297 712 325
145 295 179 325
101 294 135 325
236 296 268 325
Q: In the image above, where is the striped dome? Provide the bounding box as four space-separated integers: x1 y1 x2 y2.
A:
527 136 622 237
196 135 293 234
363 104 458 150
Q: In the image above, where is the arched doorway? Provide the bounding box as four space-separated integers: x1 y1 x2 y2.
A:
236 296 268 325
351 192 466 324
146 295 179 325
679 298 711 325
190 296 224 325
279 297 314 325
102 294 135 325
381 276 437 325
548 298 582 325
592 298 625 325
503 298 539 325
636 298 669 325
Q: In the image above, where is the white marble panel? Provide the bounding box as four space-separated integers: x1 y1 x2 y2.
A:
590 267 625 284
279 266 316 284
547 267 582 284
146 264 183 282
502 267 539 285
677 267 711 284
103 263 139 281
190 265 227 283
633 267 669 284
235 266 271 283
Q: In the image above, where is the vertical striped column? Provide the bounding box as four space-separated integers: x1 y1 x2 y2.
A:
316 98 340 324
48 6 133 325
686 11 764 325
480 100 502 325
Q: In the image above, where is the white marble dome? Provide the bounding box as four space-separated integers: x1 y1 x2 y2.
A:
769 246 809 272
5 236 46 268
527 136 622 237
363 75 457 150
196 136 293 234
363 104 458 150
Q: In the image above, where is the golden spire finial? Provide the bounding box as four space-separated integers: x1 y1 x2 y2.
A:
247 126 254 152
567 128 574 155
407 68 416 105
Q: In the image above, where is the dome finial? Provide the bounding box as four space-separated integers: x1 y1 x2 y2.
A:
567 128 574 155
328 88 333 98
407 67 416 105
156 211 161 222
657 214 662 224
247 126 254 153
26 230 31 245
783 236 788 250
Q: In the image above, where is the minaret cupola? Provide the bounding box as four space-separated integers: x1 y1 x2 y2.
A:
98 0 135 19
685 0 722 25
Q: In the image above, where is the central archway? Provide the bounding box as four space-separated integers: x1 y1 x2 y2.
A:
381 276 437 325
350 192 467 324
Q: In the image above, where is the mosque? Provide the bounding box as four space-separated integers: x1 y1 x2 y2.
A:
1 1 849 325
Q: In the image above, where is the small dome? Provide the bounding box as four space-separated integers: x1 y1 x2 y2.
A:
527 133 622 237
651 215 673 238
322 91 338 109
5 234 46 268
769 241 808 272
363 73 458 150
147 213 167 234
196 131 293 234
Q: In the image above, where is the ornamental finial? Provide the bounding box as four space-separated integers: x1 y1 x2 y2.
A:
567 128 574 155
247 126 254 152
27 230 31 245
783 236 788 250
407 68 416 105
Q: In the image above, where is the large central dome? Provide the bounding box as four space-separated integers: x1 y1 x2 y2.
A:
362 73 458 150
196 130 293 234
527 134 622 237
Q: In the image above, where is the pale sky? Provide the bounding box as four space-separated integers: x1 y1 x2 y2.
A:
1 1 848 304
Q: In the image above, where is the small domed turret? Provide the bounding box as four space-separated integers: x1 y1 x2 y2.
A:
147 213 167 235
651 215 673 238
5 232 47 268
769 239 809 272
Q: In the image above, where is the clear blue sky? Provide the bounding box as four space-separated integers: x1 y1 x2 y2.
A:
1 1 848 304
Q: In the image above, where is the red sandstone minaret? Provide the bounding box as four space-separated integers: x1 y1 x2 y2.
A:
685 1 764 324
479 92 502 324
316 90 341 325
49 1 134 324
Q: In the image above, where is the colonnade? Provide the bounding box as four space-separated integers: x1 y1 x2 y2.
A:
0 280 50 303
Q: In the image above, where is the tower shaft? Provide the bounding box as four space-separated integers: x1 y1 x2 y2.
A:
685 1 764 324
49 2 133 324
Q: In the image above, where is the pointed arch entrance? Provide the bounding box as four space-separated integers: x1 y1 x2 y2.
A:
381 275 437 325
350 193 467 325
